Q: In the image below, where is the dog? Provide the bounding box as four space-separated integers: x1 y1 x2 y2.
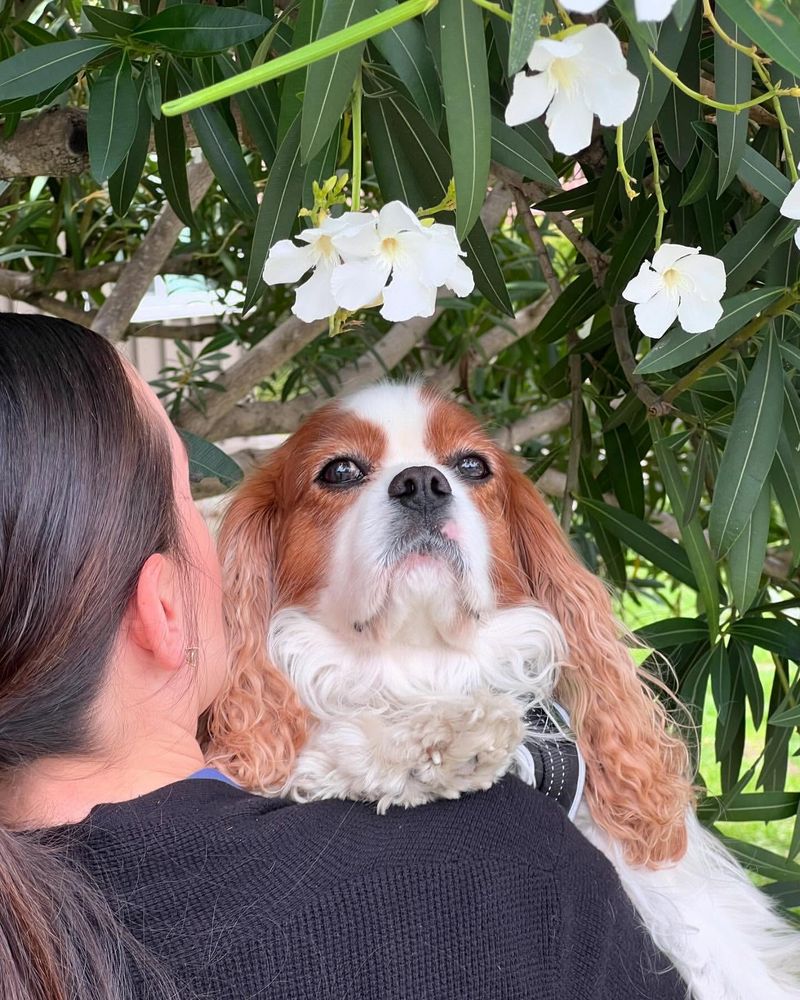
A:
208 381 800 1000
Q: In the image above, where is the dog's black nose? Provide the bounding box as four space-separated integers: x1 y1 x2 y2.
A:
388 465 452 514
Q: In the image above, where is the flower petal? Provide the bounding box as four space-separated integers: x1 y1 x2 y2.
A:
582 66 640 126
574 23 628 72
633 285 680 339
292 262 338 322
676 253 727 302
546 87 594 155
622 261 662 303
634 0 677 20
529 36 583 71
442 257 475 297
381 267 438 322
334 223 382 260
331 257 392 311
651 242 699 273
505 71 556 128
262 240 315 285
559 0 605 12
378 200 425 236
677 291 724 334
781 180 800 221
795 227 800 252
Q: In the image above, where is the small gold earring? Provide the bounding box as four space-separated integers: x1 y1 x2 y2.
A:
185 646 199 668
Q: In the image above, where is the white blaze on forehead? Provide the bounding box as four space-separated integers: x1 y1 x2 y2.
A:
341 383 436 467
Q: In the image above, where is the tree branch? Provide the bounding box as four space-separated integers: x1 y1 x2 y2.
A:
492 400 572 449
92 160 214 342
0 254 198 299
610 302 672 416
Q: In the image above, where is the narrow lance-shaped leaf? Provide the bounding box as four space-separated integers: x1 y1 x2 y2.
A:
716 0 800 79
439 0 491 238
301 0 374 162
507 0 543 76
715 9 751 195
131 5 271 55
0 38 112 101
109 77 152 217
153 62 194 228
709 329 785 557
244 115 306 312
88 51 138 183
727 482 770 613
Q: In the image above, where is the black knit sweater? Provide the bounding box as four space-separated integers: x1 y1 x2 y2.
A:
65 775 687 999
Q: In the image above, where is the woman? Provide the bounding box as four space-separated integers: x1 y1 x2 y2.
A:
0 314 686 1000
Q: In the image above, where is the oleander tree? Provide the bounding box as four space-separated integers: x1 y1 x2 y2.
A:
2 0 800 911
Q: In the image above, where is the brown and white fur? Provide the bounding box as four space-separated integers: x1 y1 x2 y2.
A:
208 381 800 1000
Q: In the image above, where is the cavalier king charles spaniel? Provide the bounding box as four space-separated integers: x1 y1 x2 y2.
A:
208 381 800 1000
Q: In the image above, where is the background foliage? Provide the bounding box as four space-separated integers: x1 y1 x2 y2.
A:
2 0 800 912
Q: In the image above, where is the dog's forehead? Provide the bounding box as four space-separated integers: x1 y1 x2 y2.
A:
341 383 437 467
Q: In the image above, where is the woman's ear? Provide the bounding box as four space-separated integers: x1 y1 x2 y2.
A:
206 461 310 791
501 457 694 867
128 554 185 671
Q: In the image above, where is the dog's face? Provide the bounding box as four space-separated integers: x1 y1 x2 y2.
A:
237 383 532 646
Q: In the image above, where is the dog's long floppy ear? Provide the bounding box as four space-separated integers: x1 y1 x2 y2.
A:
206 468 310 791
502 459 693 867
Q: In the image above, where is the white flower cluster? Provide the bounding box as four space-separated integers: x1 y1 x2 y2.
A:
262 201 474 324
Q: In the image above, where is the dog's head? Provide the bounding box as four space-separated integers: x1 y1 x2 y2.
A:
209 382 692 866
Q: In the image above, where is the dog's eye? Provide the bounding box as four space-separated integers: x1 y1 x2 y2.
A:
318 458 366 487
455 454 491 481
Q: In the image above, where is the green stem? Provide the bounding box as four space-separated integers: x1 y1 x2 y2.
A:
162 0 437 116
753 60 799 184
469 0 512 22
616 124 638 201
646 129 666 248
663 287 800 403
351 71 363 212
650 50 800 114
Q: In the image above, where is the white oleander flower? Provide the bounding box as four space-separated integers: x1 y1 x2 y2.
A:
622 244 727 339
779 179 800 251
262 212 373 322
559 0 677 20
331 201 474 322
504 24 639 155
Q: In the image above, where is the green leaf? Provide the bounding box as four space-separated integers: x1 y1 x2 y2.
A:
174 63 257 219
769 703 800 727
715 9 751 195
653 431 720 635
277 0 322 142
132 6 270 54
604 422 645 520
243 115 305 312
180 430 243 488
635 617 710 649
109 80 151 216
575 496 699 589
623 16 693 157
770 427 800 559
83 7 143 37
439 0 491 238
216 54 278 166
604 196 658 300
728 482 770 613
777 62 800 165
657 6 699 170
699 791 800 823
737 145 793 206
0 38 111 101
768 237 800 342
721 836 800 882
679 141 717 206
730 616 800 661
534 181 597 216
508 0 543 76
716 0 800 79
301 0 372 161
363 83 513 314
709 330 784 557
369 0 441 129
533 271 604 345
490 117 559 189
577 460 627 590
615 0 658 63
153 62 194 227
729 637 764 728
88 51 138 183
719 205 795 294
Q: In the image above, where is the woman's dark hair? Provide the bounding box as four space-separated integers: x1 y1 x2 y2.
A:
0 314 182 1000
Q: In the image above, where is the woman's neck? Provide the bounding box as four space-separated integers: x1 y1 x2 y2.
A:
2 723 206 829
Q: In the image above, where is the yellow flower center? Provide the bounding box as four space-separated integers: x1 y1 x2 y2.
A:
549 58 577 91
662 267 682 290
316 234 334 257
381 236 400 259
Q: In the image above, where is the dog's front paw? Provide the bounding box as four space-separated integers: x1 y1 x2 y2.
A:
374 690 524 811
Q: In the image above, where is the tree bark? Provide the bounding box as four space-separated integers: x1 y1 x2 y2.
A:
0 107 88 178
